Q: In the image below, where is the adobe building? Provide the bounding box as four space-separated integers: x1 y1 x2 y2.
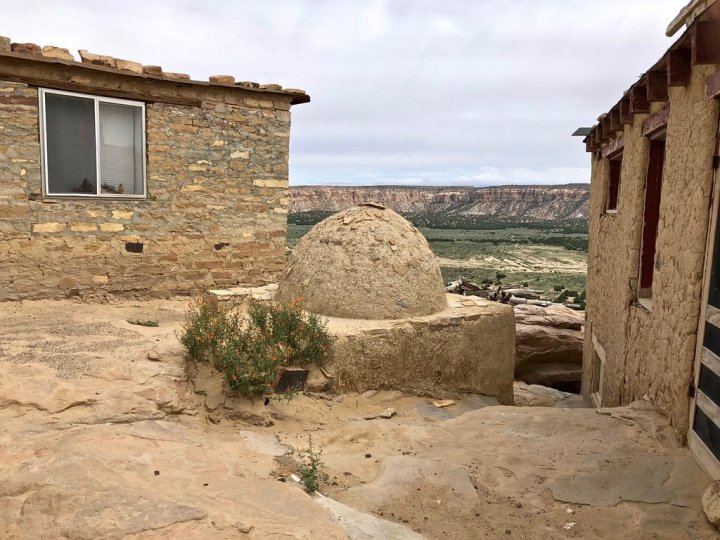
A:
579 0 720 477
0 38 309 300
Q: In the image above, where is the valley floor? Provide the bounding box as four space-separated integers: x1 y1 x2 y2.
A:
0 299 714 539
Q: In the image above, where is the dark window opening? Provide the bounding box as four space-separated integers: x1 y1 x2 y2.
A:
639 136 666 298
125 242 144 253
606 155 622 212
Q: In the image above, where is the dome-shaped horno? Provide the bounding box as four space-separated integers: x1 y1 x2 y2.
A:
276 204 448 320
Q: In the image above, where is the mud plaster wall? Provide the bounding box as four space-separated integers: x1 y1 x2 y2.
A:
583 65 719 436
0 79 292 300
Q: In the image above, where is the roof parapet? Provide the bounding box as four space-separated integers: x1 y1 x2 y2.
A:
0 36 309 105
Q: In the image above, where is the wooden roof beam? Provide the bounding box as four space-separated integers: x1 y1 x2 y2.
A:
692 21 720 65
620 98 633 124
707 68 720 99
647 70 669 102
630 83 650 114
668 48 692 86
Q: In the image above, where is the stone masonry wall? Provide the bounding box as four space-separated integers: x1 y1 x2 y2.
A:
0 79 292 299
583 64 719 437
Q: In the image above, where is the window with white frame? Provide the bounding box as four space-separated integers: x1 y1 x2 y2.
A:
40 89 146 197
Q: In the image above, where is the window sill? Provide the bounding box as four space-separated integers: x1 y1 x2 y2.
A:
636 297 653 311
36 194 150 202
604 209 618 215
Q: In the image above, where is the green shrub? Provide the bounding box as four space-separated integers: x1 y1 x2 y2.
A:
180 295 237 365
553 284 565 292
127 318 159 327
180 295 331 397
298 435 324 493
495 271 507 282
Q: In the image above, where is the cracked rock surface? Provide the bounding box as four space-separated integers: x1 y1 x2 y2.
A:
0 299 717 539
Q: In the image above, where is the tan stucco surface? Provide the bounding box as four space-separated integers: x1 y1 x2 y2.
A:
584 64 719 436
324 294 516 404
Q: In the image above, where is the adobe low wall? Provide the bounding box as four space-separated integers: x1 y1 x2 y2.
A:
325 294 516 404
0 78 293 300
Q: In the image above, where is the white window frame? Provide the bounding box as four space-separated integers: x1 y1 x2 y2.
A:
39 88 147 199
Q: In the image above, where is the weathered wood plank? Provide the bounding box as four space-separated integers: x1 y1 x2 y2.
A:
692 21 720 65
668 48 692 86
642 104 670 136
600 135 624 159
630 84 650 114
620 98 633 124
707 68 720 99
647 70 669 102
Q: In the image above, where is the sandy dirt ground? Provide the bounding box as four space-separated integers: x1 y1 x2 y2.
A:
0 298 716 539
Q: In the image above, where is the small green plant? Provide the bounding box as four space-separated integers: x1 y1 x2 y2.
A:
495 271 507 282
298 435 324 493
553 284 565 292
180 295 331 398
127 318 159 327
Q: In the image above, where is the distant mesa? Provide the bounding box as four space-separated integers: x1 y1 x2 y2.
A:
289 184 590 221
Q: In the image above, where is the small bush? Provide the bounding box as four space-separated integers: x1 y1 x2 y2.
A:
180 295 237 364
298 435 324 493
128 318 159 327
180 295 331 397
495 271 507 282
553 284 565 292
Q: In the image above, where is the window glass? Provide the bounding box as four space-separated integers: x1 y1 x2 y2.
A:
43 90 145 197
45 93 97 194
99 102 143 195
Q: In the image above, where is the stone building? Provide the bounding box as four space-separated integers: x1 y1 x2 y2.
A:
579 0 720 477
0 38 309 300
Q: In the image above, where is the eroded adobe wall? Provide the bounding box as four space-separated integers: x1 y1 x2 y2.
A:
584 65 719 436
0 79 292 299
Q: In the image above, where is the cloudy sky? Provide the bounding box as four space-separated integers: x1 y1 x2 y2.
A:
6 0 683 186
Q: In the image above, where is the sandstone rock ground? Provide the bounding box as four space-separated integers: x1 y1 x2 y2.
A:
0 299 716 539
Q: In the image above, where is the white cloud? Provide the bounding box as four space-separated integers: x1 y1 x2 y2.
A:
1 0 681 186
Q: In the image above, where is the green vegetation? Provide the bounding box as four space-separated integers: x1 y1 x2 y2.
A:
127 318 159 327
288 210 588 301
180 295 331 397
298 434 325 493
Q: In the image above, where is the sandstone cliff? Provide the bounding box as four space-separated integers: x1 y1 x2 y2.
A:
289 185 589 221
